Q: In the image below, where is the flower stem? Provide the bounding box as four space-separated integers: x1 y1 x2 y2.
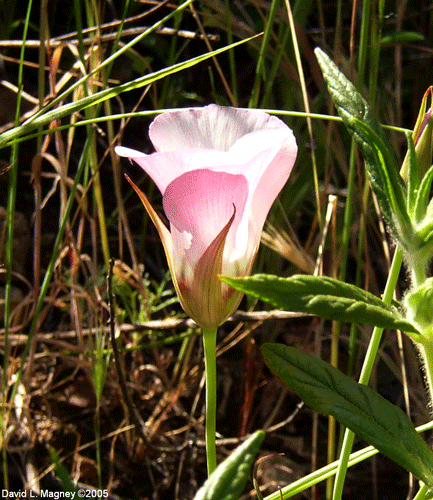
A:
202 327 218 476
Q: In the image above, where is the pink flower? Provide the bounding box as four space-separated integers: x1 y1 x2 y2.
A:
116 105 297 328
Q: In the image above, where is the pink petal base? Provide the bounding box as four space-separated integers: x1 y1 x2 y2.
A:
163 169 249 270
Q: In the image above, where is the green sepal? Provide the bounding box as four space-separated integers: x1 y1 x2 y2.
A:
405 130 419 217
401 87 433 182
415 164 433 223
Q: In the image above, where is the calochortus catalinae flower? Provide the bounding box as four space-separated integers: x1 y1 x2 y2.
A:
116 105 298 329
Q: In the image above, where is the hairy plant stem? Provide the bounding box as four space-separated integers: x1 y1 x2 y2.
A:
202 327 218 476
418 340 433 414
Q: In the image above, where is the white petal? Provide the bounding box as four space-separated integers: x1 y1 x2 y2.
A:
115 146 147 158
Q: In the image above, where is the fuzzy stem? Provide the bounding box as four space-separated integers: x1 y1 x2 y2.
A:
202 327 218 476
417 340 433 413
413 264 427 290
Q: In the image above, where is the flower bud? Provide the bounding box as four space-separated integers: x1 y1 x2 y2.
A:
401 86 433 183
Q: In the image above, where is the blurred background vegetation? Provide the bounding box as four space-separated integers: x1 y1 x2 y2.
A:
1 0 433 498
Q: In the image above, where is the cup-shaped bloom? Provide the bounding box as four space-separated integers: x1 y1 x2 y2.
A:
116 105 297 328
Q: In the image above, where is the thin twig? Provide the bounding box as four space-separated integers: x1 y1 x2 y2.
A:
1 309 308 346
0 27 219 50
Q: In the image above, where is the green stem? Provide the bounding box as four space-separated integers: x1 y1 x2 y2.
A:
202 327 218 476
332 246 403 500
412 482 431 500
411 258 428 290
417 340 433 413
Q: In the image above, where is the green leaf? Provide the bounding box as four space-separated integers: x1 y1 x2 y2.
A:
314 48 411 242
193 430 265 500
381 31 425 45
262 343 433 488
220 274 420 335
351 117 412 233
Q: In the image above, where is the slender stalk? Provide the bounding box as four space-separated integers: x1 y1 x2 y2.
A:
202 327 218 476
74 0 111 269
6 138 91 438
1 91 19 498
94 405 102 488
224 0 238 106
248 0 280 109
332 246 404 500
331 1 387 497
159 8 183 107
0 0 196 150
412 482 430 500
284 0 321 225
261 21 290 108
2 0 33 489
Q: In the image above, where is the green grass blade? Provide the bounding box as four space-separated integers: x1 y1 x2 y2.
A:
0 33 260 149
248 0 280 108
2 0 34 490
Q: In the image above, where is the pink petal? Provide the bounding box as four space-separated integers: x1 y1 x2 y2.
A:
220 126 298 253
162 169 249 274
240 132 298 235
116 146 230 194
115 146 147 159
149 104 288 152
178 207 243 328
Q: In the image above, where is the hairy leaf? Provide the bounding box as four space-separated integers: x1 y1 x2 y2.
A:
220 274 419 334
315 48 411 243
262 343 433 488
